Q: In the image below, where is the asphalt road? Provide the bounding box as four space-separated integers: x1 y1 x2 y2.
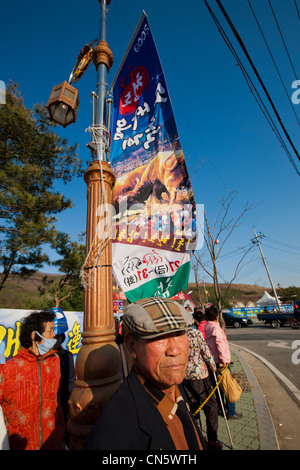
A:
226 319 300 392
227 320 300 450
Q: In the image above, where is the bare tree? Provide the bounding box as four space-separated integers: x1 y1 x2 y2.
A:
193 191 255 328
192 264 209 308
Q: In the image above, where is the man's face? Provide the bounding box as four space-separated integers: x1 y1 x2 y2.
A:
126 331 189 397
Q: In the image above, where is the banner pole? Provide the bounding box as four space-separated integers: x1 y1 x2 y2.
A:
109 11 147 93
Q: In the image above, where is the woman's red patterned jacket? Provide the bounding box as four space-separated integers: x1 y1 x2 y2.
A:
0 347 65 450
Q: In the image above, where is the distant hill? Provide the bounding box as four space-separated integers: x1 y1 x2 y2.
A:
0 272 270 310
188 282 269 308
0 272 61 309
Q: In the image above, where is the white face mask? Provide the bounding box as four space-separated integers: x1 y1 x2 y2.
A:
35 331 57 355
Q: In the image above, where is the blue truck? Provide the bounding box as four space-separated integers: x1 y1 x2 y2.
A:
256 303 299 328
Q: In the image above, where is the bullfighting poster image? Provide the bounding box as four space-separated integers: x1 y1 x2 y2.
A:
109 13 198 302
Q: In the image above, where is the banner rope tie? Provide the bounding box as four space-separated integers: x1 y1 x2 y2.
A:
192 363 229 416
80 124 110 289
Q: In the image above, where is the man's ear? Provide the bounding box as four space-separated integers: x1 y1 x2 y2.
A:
124 334 137 359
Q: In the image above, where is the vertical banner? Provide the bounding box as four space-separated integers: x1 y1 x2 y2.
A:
110 14 197 302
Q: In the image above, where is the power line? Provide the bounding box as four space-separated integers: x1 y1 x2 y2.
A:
267 0 299 81
202 0 300 176
262 242 300 257
251 228 281 306
235 257 264 279
214 0 300 167
247 0 300 129
218 243 254 262
295 0 300 22
249 233 300 283
265 257 300 275
264 236 300 251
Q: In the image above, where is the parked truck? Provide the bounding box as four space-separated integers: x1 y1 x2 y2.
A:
257 304 299 328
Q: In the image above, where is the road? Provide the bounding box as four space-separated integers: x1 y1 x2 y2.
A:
226 319 300 391
226 320 300 450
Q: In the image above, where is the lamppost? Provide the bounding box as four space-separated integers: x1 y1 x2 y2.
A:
47 0 122 450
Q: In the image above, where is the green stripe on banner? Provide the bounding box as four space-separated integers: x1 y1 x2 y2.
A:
125 261 191 303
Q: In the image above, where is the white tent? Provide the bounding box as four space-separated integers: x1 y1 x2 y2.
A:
256 291 280 306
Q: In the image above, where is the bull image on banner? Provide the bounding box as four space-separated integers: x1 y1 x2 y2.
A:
110 13 198 302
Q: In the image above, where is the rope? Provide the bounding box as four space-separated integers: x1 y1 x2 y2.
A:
80 123 111 289
192 363 229 416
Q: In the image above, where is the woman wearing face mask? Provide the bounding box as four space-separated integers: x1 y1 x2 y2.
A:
0 311 66 450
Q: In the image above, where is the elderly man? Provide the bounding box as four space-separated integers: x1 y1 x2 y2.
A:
0 310 66 450
84 297 206 450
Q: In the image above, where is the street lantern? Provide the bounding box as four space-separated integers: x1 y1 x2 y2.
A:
47 80 79 127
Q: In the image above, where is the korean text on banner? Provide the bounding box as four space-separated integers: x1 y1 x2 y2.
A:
109 14 197 302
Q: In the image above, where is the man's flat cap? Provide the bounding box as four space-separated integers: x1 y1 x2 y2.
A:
122 297 193 339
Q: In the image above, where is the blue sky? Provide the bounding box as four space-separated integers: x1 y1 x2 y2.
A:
1 0 300 288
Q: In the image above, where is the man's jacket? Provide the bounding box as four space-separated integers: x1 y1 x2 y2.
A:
84 369 206 450
0 347 65 450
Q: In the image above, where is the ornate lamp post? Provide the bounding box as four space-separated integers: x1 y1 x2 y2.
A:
47 0 121 450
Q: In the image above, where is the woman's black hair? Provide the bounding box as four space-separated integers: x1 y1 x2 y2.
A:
205 305 219 321
19 311 55 349
193 308 206 323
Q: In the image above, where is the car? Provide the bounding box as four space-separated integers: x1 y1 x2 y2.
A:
222 312 253 328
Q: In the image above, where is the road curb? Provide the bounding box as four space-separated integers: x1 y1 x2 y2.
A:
230 344 280 450
230 342 300 408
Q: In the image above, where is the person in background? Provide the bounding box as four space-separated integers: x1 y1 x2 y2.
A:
51 307 76 446
204 305 242 420
114 316 123 346
84 297 207 451
193 308 207 338
0 311 65 450
183 326 222 450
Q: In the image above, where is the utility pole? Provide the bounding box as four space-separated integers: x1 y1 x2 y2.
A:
252 229 281 310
